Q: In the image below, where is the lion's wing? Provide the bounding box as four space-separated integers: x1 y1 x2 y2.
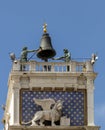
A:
33 98 55 110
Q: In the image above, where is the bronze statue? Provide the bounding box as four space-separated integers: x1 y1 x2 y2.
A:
52 49 71 71
52 49 71 62
20 47 39 70
20 47 37 62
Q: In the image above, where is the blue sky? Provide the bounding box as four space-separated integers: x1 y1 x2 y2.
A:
0 0 105 129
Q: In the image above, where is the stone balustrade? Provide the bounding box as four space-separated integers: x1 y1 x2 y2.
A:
12 60 94 72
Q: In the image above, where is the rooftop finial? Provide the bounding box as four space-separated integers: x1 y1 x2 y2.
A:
43 23 47 33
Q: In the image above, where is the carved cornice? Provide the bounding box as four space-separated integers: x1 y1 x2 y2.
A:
8 125 100 130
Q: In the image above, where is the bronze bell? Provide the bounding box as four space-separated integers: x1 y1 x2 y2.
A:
37 24 56 60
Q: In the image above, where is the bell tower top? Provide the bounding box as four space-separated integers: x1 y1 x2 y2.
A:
2 24 100 130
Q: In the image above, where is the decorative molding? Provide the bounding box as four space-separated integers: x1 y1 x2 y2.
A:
8 125 100 130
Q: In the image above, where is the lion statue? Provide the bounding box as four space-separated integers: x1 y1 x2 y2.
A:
22 98 63 126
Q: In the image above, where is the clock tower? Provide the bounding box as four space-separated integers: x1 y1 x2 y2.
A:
3 24 100 130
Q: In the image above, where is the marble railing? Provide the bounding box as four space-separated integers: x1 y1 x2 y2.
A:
12 60 94 72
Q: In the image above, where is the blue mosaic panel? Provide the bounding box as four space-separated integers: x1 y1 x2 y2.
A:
20 90 85 126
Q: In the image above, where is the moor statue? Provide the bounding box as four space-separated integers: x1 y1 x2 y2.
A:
20 46 39 70
52 49 71 62
20 47 36 62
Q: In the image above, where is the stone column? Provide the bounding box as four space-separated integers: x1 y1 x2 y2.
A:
12 61 20 71
87 78 95 126
29 61 36 71
71 61 76 72
86 61 93 72
12 78 20 125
